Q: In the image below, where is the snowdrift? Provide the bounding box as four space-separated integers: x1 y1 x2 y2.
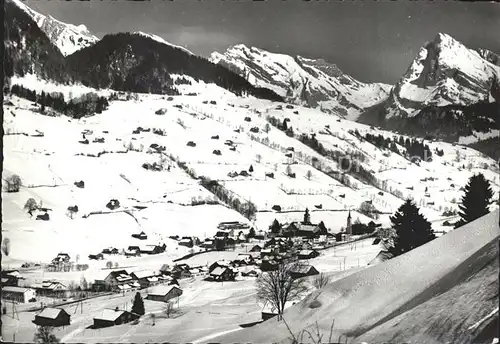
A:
214 209 499 343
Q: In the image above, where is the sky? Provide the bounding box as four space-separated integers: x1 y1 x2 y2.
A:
26 0 500 84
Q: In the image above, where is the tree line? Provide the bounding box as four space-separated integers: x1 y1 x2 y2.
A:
9 84 109 118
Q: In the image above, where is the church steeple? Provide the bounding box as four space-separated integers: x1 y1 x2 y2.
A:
346 210 352 235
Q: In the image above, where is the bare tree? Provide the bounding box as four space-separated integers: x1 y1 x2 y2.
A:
106 261 113 269
24 198 38 212
76 254 80 264
286 165 293 176
256 262 308 321
2 237 11 256
312 273 331 289
5 174 22 192
256 154 262 163
163 301 175 318
80 276 88 290
306 170 313 181
114 262 119 268
33 326 59 343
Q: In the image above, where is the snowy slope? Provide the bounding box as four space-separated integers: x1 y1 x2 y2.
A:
10 0 99 56
210 45 391 119
2 76 499 264
133 31 193 55
213 210 500 343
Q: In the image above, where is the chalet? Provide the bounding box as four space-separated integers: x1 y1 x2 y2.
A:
158 275 179 286
102 247 119 255
34 308 71 327
139 245 163 255
93 309 140 328
2 286 36 303
52 253 70 264
171 264 192 279
88 253 104 260
201 239 215 249
146 285 183 302
1 270 22 287
236 254 254 265
131 231 148 240
208 261 233 273
103 270 133 290
178 237 194 248
298 250 320 260
289 265 319 279
250 245 262 252
32 280 67 296
209 267 236 282
125 248 140 257
130 270 161 289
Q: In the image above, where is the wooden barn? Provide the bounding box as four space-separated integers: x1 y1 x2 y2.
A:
289 265 319 279
33 308 71 327
146 285 183 302
93 309 139 328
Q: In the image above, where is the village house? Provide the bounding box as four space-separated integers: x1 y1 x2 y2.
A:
249 245 262 252
88 253 104 260
159 264 171 275
130 270 162 289
289 265 319 279
33 308 71 327
208 261 234 274
103 270 134 291
171 264 192 279
32 280 67 297
2 286 36 303
139 244 163 255
235 254 254 265
93 308 140 328
52 253 70 264
1 270 23 287
178 237 194 248
131 231 148 240
102 247 119 255
125 247 141 257
201 239 215 250
146 285 183 302
298 249 320 260
209 267 236 282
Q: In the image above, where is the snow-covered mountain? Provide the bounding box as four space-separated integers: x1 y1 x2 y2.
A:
10 0 99 56
359 33 500 155
389 33 500 116
133 31 194 55
210 44 391 120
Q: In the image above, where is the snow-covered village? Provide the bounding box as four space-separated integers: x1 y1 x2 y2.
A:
1 0 499 343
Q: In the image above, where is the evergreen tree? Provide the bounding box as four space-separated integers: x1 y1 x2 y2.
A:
270 219 281 234
131 292 145 315
455 173 494 228
388 200 435 257
247 227 256 239
318 221 328 234
249 165 254 173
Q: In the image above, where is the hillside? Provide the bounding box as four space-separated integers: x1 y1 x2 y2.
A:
213 210 500 344
211 45 391 120
2 77 499 264
3 0 282 102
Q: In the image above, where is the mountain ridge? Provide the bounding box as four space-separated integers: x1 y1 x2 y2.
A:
210 44 391 120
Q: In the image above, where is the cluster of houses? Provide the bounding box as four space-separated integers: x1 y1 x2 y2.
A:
1 268 68 304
